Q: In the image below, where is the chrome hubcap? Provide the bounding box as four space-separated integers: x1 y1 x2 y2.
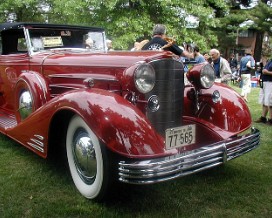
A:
18 90 33 120
72 128 97 184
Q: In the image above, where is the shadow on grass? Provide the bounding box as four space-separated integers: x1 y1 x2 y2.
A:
100 160 264 211
1 132 267 217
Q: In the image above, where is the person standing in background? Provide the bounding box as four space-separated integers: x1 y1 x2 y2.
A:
255 58 272 125
255 61 264 80
203 52 212 64
131 39 149 51
209 48 232 83
193 46 206 64
142 24 192 58
106 39 114 51
229 53 238 70
229 53 239 84
239 49 255 102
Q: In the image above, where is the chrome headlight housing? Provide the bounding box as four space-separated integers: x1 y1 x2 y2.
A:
200 64 215 88
134 63 155 94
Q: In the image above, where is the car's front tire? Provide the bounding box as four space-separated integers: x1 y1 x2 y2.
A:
66 114 111 200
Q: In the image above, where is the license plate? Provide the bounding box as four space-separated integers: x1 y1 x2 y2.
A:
165 124 196 149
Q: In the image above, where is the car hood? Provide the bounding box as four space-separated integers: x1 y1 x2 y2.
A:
39 50 175 68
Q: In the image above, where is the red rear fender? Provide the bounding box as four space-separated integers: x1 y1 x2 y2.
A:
15 71 50 122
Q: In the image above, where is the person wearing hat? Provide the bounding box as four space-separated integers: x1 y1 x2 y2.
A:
239 48 255 102
142 24 192 58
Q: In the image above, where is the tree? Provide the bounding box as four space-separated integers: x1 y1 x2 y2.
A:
215 11 248 57
213 0 272 60
42 0 228 50
249 1 272 61
0 0 233 51
1 0 270 58
0 0 50 22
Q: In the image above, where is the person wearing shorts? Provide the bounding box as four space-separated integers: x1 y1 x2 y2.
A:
239 49 255 102
255 59 272 125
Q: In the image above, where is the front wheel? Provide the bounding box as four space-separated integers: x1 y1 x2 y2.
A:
66 115 111 200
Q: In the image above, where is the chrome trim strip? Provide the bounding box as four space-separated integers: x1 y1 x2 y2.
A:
23 27 33 56
118 128 260 184
34 73 47 102
27 135 45 153
27 142 44 153
30 138 44 147
48 74 118 82
34 134 44 140
48 84 80 90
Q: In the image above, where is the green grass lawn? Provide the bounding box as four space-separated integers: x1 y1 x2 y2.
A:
0 85 271 218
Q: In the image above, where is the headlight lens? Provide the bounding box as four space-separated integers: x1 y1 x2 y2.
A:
200 64 215 88
134 63 155 93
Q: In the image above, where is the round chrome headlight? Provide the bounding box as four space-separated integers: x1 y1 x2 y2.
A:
200 64 215 88
134 63 155 94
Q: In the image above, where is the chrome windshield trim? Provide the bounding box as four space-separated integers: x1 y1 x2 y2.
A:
118 127 260 184
23 27 33 56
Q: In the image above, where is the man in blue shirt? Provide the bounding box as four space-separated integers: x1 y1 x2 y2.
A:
240 50 255 73
256 59 272 125
193 46 206 64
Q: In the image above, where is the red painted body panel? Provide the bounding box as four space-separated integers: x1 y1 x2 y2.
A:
5 88 166 158
0 54 30 111
0 24 254 160
3 83 251 159
184 83 252 136
0 22 260 199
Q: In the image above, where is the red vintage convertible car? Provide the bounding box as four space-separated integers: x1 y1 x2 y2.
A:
0 22 260 200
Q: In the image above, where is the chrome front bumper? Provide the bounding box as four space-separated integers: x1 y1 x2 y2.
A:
118 127 260 184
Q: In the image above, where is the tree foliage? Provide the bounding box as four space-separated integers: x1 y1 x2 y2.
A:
249 1 272 60
0 0 271 57
0 0 50 22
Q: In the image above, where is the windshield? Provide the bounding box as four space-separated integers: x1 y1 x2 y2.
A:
27 28 106 53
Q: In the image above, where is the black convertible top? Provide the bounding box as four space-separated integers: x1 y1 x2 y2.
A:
0 22 104 32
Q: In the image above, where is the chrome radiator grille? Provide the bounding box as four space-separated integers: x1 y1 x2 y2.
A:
147 59 184 135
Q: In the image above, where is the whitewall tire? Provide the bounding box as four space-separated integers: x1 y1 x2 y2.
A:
66 115 110 200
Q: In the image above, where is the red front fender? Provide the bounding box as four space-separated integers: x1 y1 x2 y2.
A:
7 88 169 159
59 89 167 158
184 83 252 135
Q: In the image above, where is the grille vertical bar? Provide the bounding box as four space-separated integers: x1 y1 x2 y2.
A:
147 59 184 135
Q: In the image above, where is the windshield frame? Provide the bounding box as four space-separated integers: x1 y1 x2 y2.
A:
24 26 108 55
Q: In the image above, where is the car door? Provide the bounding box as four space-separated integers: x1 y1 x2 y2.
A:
0 29 30 112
